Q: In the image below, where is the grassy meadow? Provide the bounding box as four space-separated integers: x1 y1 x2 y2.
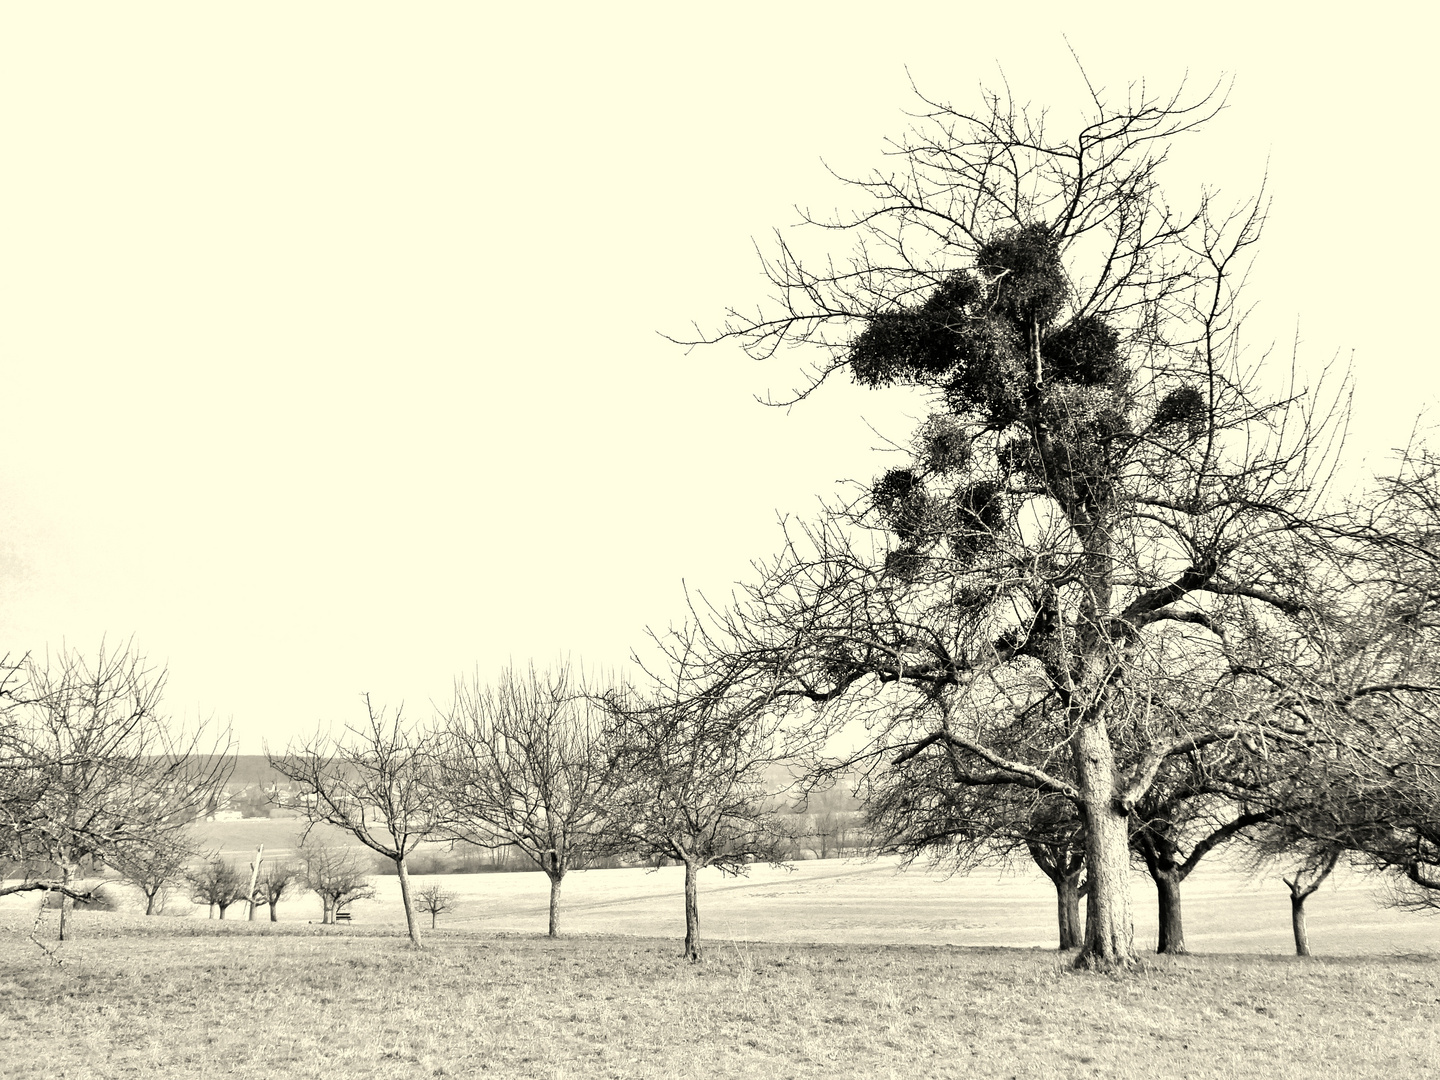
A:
3 856 1437 1078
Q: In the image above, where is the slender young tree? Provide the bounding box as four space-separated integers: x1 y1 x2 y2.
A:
603 636 792 962
415 881 457 929
270 697 446 947
683 73 1363 968
438 662 614 937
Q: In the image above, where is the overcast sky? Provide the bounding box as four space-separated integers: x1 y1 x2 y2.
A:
2 4 1435 753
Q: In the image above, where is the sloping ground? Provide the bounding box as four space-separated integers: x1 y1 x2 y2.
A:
28 851 1432 956
370 856 1438 956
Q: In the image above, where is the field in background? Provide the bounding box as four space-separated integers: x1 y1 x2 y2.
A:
33 848 1440 957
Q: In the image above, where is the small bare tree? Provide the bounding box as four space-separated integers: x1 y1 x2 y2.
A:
111 838 194 915
439 661 615 937
299 840 376 924
188 855 248 919
270 697 447 947
253 860 299 922
415 881 456 929
603 635 792 962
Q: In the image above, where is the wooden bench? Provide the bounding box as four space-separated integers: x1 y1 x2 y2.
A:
334 911 352 923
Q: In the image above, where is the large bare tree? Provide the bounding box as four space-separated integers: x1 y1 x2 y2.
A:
270 697 446 947
0 643 231 939
438 662 614 937
682 73 1366 968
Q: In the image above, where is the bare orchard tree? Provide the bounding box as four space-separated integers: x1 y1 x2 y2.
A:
603 636 792 962
0 643 232 939
683 72 1363 969
438 662 615 937
270 698 445 946
415 881 456 929
110 837 194 915
253 860 299 922
188 855 248 919
865 734 1089 951
299 840 376 924
1289 448 1440 910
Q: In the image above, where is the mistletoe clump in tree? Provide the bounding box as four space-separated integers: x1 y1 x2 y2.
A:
692 74 1355 969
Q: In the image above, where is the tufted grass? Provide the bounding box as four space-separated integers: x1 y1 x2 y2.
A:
2 913 1437 1079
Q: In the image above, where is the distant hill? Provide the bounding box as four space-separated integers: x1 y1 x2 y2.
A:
225 755 288 786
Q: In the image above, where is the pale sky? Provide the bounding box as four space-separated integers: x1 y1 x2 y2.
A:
2 4 1435 753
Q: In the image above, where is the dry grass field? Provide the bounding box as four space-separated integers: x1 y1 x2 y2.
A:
3 857 1437 1078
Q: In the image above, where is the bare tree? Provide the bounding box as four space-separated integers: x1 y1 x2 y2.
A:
603 636 792 962
415 881 456 929
0 643 232 939
299 840 376 924
681 72 1367 969
1289 448 1440 909
253 860 299 922
863 716 1089 950
270 699 444 945
188 855 248 919
111 838 194 915
438 661 615 937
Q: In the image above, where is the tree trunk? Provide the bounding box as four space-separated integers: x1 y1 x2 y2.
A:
396 855 422 948
1056 870 1083 950
1285 850 1338 957
1154 869 1186 955
57 865 72 942
209 902 217 919
248 898 258 921
1027 841 1085 950
1291 892 1311 956
269 901 279 922
548 869 564 938
322 896 334 924
682 859 701 962
1073 721 1136 969
144 890 158 916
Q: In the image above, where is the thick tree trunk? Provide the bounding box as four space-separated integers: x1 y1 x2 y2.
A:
209 902 217 919
321 896 334 924
145 890 158 916
548 870 564 938
1073 721 1136 969
396 856 422 948
682 859 701 962
269 901 279 922
1154 870 1186 955
248 898 258 921
1056 870 1083 950
1291 892 1311 956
